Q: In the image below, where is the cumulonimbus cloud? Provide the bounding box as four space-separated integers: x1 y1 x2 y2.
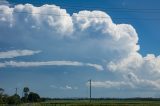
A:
0 4 160 91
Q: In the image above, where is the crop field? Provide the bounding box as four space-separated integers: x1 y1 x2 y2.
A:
39 100 160 106
2 99 160 106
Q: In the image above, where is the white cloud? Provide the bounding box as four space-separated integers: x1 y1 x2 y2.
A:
0 60 103 71
51 85 78 90
72 10 139 54
65 85 72 90
86 63 104 71
106 53 160 90
60 85 73 90
107 53 143 72
73 86 78 90
142 54 160 75
0 63 5 67
0 4 73 36
0 4 139 57
0 4 160 92
89 74 160 90
87 81 128 89
50 85 57 89
5 60 83 67
0 0 9 6
125 72 160 90
0 50 41 59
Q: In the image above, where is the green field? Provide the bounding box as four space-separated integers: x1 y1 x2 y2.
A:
2 99 160 106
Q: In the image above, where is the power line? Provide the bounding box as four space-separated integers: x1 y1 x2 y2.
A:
2 2 160 13
89 79 92 103
5 2 160 10
0 10 160 21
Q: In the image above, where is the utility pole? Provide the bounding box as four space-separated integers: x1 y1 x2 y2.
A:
89 79 91 103
15 88 17 95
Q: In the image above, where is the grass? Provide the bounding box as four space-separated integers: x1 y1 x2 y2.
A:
2 99 160 106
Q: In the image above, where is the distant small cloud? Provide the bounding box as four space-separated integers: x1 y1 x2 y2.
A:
50 85 57 89
86 63 104 71
0 50 41 59
73 86 78 90
60 85 78 90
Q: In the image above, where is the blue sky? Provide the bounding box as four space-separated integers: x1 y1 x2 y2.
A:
1 0 160 98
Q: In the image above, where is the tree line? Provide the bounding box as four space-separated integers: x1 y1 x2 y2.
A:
0 87 41 104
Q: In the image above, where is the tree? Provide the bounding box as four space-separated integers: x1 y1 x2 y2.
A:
28 92 40 102
0 88 4 104
23 87 30 96
23 87 30 102
2 94 8 104
7 94 21 104
0 88 4 94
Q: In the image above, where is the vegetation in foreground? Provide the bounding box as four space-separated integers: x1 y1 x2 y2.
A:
0 87 40 105
1 87 160 106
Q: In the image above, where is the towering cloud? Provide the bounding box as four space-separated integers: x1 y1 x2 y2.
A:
0 4 160 91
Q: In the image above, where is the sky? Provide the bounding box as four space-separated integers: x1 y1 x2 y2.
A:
1 0 160 98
